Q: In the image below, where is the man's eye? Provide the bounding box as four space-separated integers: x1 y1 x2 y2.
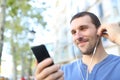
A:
71 30 76 35
80 26 87 30
81 27 85 30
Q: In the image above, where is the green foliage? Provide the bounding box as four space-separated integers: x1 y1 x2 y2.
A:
7 0 31 17
4 0 47 78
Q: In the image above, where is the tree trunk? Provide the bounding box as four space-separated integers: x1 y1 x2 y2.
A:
13 55 17 80
11 43 18 80
0 0 6 73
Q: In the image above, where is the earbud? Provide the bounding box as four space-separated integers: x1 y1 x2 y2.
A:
102 30 107 34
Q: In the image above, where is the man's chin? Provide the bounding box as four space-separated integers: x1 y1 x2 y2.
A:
81 50 93 55
82 53 92 55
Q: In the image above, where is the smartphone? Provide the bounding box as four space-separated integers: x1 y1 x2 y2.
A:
31 44 54 66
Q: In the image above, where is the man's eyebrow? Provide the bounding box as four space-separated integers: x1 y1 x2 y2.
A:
79 25 89 27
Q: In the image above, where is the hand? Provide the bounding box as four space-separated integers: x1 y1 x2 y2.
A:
97 23 120 45
35 58 64 80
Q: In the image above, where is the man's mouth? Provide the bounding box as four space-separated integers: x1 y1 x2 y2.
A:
79 41 87 47
77 40 88 47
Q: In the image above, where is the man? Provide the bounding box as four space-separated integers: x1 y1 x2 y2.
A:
35 12 120 80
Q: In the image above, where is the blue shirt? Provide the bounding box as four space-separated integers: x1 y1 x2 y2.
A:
61 54 120 80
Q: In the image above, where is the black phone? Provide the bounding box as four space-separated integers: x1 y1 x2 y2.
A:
31 44 54 66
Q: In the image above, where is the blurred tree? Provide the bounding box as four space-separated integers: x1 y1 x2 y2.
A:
4 0 46 80
0 0 6 70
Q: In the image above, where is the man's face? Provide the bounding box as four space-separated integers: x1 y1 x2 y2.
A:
70 15 98 55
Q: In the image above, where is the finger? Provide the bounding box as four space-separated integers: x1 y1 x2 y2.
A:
39 64 60 79
58 76 64 80
35 58 53 75
45 70 64 80
57 70 64 80
102 33 108 39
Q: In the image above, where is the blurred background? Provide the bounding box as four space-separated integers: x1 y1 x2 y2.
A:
0 0 120 80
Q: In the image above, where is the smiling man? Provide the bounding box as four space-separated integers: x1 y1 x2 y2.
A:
61 12 120 80
34 12 120 80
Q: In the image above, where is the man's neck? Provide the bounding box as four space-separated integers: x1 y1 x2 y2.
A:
82 43 108 72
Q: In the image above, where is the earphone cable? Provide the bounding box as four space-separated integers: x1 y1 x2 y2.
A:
73 37 100 80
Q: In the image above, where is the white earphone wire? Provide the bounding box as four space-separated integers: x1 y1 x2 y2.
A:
73 37 100 80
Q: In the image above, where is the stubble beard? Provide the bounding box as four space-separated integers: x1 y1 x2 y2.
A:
80 42 95 55
80 38 100 55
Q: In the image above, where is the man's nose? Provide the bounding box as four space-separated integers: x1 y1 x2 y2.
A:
75 31 83 39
